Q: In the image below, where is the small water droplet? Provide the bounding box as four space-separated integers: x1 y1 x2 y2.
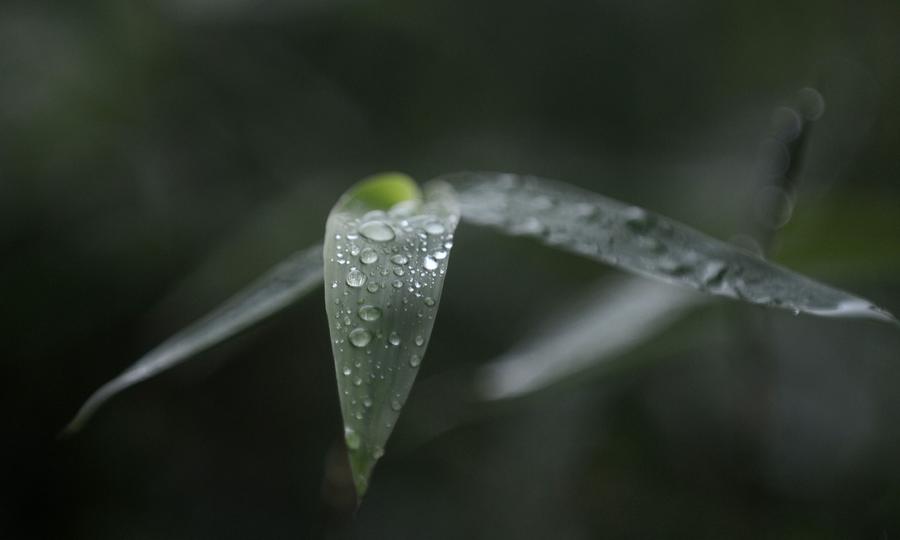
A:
349 328 372 348
346 268 367 288
391 398 402 411
362 397 373 408
423 296 435 307
409 354 421 368
359 220 395 242
391 279 403 289
393 266 405 276
423 256 438 271
358 305 382 322
433 249 448 260
372 446 385 459
353 377 363 387
342 366 352 376
388 332 401 346
366 282 379 293
414 335 424 346
360 247 379 264
390 254 408 265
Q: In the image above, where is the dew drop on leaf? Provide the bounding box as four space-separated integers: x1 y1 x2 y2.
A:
346 268 367 288
349 328 372 348
358 305 382 321
360 248 379 264
359 220 395 242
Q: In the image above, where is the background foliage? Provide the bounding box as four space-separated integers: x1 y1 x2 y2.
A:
3 0 900 538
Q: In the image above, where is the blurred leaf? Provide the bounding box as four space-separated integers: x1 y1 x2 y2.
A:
323 173 459 501
477 276 705 400
445 172 896 324
63 244 324 434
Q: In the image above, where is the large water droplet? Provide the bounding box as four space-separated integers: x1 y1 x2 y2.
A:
346 268 367 288
423 256 438 271
349 328 372 348
359 220 395 242
358 305 382 322
360 247 379 264
424 221 445 235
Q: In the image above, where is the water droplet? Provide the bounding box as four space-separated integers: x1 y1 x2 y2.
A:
342 366 352 376
346 268 367 288
423 296 435 307
362 397 373 408
423 256 438 271
358 305 382 322
372 446 385 459
344 427 360 450
390 254 408 265
388 332 401 346
349 328 372 348
391 279 403 289
409 354 421 368
391 398 402 411
354 411 364 420
359 220 395 242
414 335 424 346
353 377 363 387
700 260 728 286
360 247 379 264
366 282 379 293
623 206 651 231
424 221 445 235
393 266 405 276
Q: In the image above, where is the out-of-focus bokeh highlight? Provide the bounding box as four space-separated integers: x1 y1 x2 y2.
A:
3 0 900 538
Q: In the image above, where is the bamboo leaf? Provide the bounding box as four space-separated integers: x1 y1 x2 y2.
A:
477 277 705 401
63 244 324 435
323 173 459 501
444 172 896 324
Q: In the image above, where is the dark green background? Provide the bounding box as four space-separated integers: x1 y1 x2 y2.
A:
3 0 900 538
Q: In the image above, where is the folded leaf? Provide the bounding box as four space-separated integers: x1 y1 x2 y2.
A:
444 172 896 324
324 173 459 500
64 245 324 434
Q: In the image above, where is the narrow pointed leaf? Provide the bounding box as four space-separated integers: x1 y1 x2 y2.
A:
64 245 324 434
444 172 896 324
324 173 459 500
478 277 705 401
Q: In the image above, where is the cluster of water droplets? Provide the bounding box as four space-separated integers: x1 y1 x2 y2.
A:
449 172 890 320
324 189 458 481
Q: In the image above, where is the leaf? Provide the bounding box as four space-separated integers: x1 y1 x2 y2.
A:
323 173 459 500
477 276 705 401
63 244 324 435
443 172 897 324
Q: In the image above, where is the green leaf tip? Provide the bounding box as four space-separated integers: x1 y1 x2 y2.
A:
335 172 423 214
324 176 459 502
